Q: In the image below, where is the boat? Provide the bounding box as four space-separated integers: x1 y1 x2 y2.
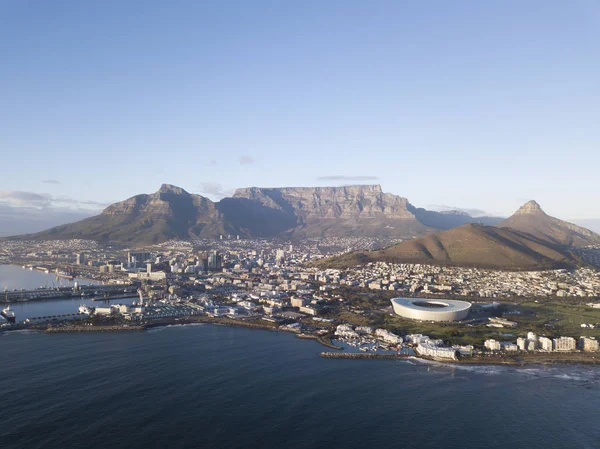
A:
78 305 92 315
1 306 16 324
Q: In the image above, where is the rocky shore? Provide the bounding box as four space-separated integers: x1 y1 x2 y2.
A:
320 352 408 359
46 325 144 333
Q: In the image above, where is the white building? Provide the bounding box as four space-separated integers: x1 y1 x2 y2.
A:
484 339 501 351
517 337 527 351
452 345 474 356
94 306 113 316
335 324 359 339
501 342 518 352
553 336 576 352
538 337 554 352
527 332 538 342
299 305 317 316
290 297 307 308
405 334 430 345
579 336 599 352
375 329 402 344
416 343 457 360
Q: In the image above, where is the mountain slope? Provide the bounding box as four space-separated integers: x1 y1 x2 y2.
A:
22 184 239 245
406 204 504 230
498 201 600 247
318 223 578 270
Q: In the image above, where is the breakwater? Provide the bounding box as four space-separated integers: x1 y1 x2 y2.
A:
297 334 343 350
319 352 407 359
46 325 144 333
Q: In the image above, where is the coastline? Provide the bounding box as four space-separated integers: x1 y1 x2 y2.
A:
8 262 104 286
4 317 600 367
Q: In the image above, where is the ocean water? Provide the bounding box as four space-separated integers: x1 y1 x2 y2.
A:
0 264 96 290
1 324 600 449
0 264 131 321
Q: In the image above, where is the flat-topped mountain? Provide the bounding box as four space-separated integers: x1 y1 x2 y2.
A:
499 201 600 247
224 185 432 238
20 184 497 244
318 223 578 271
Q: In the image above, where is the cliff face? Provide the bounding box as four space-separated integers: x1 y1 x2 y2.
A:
229 185 431 238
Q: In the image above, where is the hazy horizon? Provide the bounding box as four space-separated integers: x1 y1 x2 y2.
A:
1 182 600 237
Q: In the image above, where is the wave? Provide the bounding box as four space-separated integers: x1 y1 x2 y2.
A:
405 356 600 383
1 329 40 336
146 323 204 333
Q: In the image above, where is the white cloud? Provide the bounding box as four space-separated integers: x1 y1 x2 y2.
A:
197 182 233 200
0 190 53 208
0 190 107 211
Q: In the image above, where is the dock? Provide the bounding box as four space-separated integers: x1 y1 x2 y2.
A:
319 352 408 359
2 285 136 303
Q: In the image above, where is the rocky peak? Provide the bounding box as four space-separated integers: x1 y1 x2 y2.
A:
515 200 545 215
157 184 189 196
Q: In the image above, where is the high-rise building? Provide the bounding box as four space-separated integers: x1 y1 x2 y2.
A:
553 336 576 352
276 250 286 264
538 337 553 352
76 253 85 265
484 339 501 351
580 336 599 352
208 251 222 271
128 251 152 265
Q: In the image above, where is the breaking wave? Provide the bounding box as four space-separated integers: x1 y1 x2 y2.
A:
146 323 204 333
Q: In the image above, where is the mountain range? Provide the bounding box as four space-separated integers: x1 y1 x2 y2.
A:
15 184 504 244
11 183 600 270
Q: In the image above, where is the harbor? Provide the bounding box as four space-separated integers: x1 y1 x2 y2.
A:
2 286 138 303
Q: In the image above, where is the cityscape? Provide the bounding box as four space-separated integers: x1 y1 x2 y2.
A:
3 235 600 365
2 1 600 448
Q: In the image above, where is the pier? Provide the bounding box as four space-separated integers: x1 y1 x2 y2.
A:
319 352 409 359
2 284 137 303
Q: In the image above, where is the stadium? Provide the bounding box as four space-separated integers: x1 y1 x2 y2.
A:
390 297 472 322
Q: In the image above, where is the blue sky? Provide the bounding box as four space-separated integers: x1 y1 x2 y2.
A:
1 0 599 230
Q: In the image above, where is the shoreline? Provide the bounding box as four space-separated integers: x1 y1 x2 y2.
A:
4 317 600 367
7 262 105 286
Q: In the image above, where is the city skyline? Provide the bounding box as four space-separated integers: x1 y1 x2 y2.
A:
1 1 600 229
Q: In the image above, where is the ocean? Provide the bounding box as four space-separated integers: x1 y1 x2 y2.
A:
2 266 600 448
1 324 600 449
0 264 133 321
0 264 95 290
